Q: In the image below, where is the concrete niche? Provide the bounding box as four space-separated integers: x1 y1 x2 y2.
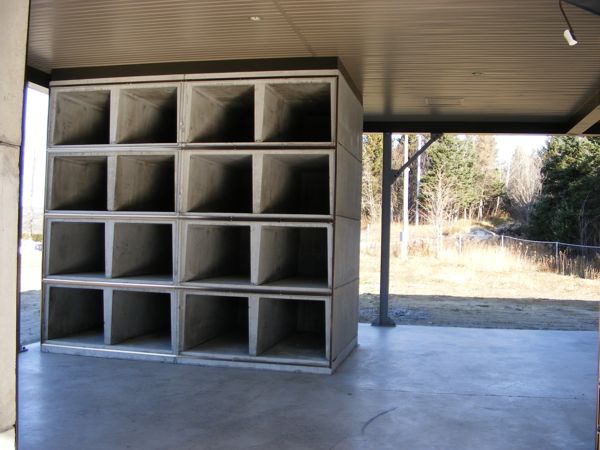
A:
109 290 172 351
187 84 254 142
113 155 175 212
111 223 173 280
257 226 328 288
115 86 178 144
52 90 111 145
183 224 251 284
183 294 249 355
46 286 104 344
47 222 105 276
260 154 330 215
49 156 108 210
185 154 252 213
262 82 331 142
256 298 325 360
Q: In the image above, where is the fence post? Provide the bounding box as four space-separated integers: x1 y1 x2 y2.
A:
501 235 504 249
555 241 559 273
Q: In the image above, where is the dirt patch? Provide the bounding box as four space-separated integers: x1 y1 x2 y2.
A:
360 293 599 331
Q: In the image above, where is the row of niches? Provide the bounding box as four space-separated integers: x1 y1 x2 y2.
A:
50 79 335 146
45 220 331 292
48 152 333 216
45 286 329 362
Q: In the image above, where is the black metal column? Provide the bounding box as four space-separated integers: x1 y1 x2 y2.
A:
372 132 396 327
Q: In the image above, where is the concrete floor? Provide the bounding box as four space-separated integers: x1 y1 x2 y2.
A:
18 325 597 450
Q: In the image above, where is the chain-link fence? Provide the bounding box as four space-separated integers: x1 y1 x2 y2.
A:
500 235 600 279
360 227 600 280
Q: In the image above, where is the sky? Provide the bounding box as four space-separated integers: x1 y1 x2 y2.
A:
20 87 551 211
22 86 49 212
495 134 548 163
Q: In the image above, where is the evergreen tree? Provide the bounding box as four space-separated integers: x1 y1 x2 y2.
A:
421 135 480 220
529 136 600 245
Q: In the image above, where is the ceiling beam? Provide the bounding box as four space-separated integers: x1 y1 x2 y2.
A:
568 89 600 135
363 121 567 135
25 65 50 88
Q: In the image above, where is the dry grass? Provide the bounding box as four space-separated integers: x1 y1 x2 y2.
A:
360 222 600 301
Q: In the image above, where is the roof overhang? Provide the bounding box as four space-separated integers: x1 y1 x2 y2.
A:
26 0 600 134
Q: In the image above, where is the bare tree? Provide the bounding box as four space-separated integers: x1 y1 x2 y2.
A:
505 146 542 224
421 168 457 255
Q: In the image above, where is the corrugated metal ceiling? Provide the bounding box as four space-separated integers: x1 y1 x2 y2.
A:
27 0 600 131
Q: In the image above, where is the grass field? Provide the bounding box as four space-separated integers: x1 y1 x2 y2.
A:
360 221 599 301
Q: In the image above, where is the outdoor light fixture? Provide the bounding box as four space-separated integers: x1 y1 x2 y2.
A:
249 16 262 22
560 0 579 45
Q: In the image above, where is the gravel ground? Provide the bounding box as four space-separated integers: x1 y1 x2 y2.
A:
360 293 599 330
20 290 599 347
20 290 41 346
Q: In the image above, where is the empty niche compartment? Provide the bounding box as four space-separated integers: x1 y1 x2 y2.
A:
257 226 328 289
115 86 178 144
183 224 250 285
262 82 332 142
111 223 173 281
46 286 104 345
50 156 108 210
185 154 252 213
256 298 325 360
47 222 105 277
260 154 330 215
109 290 172 352
182 294 249 355
52 90 111 145
114 155 175 212
187 84 254 142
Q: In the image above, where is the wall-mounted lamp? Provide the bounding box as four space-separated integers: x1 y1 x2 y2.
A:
560 0 578 46
559 0 600 46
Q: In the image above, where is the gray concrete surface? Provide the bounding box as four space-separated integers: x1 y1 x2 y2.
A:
18 324 597 450
1 0 29 442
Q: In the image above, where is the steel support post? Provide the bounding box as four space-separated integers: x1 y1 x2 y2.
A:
372 132 396 327
372 132 442 327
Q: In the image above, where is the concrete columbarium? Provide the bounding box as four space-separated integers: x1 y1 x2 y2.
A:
42 67 363 373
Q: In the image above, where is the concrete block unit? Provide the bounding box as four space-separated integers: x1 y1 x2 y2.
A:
179 290 332 370
42 67 362 373
47 150 177 213
43 283 177 360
